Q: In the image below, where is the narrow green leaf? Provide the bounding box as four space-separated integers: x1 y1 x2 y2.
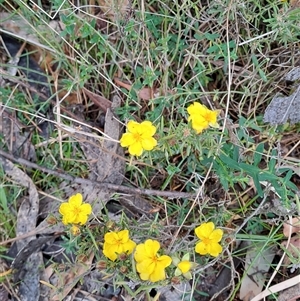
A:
254 143 264 166
220 154 241 170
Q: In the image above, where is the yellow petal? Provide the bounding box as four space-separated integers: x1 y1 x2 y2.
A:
195 241 209 255
191 116 209 130
149 266 166 282
120 133 135 147
127 120 140 133
122 239 136 254
208 110 220 128
208 242 222 257
136 259 156 274
103 243 118 261
140 121 156 137
195 222 215 240
202 108 219 125
209 229 223 243
139 272 150 281
157 255 172 269
104 232 119 244
187 102 206 116
141 137 157 150
62 213 73 225
74 213 89 225
80 203 92 215
118 230 130 243
59 203 71 216
178 261 191 274
128 141 143 156
191 122 208 134
134 243 147 262
68 193 83 207
62 211 77 224
144 239 160 257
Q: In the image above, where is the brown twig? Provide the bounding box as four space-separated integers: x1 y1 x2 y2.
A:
0 149 195 199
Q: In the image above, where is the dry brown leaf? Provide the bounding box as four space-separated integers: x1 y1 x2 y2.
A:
114 77 160 100
83 87 112 112
283 217 300 237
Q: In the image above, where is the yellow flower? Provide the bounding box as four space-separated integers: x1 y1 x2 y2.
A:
59 193 92 225
187 102 219 133
173 253 197 280
134 239 172 282
188 115 209 134
195 222 223 257
103 230 136 261
120 120 157 156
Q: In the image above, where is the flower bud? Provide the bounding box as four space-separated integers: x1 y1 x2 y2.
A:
96 260 107 270
120 266 128 273
171 277 181 285
106 221 115 229
118 253 128 261
47 216 57 225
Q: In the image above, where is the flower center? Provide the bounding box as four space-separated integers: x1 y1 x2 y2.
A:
72 206 81 216
203 237 211 245
133 133 142 142
114 239 122 246
151 256 158 263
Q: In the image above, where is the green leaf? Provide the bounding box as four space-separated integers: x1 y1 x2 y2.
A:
283 170 298 191
239 162 260 174
219 154 240 170
258 172 278 182
251 172 263 197
233 145 240 162
204 32 219 40
268 149 277 173
213 160 229 190
0 186 9 214
254 143 264 166
206 45 219 54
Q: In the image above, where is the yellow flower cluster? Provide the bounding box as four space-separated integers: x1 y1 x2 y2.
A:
187 102 219 134
101 222 223 283
60 198 223 282
119 101 219 156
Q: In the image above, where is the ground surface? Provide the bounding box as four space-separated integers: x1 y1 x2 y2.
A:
0 1 300 301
